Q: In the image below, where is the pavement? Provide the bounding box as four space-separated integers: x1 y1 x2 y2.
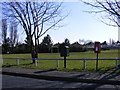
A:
2 67 120 85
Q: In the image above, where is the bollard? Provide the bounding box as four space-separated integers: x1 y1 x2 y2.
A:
116 58 118 69
16 58 19 65
56 60 59 68
83 59 86 69
35 58 37 67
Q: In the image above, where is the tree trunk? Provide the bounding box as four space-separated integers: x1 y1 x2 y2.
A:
29 36 38 64
31 46 38 63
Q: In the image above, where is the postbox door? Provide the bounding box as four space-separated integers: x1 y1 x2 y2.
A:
94 42 101 53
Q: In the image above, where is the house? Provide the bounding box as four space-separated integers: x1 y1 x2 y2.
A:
85 42 94 49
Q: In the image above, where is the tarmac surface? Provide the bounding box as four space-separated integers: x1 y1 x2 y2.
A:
3 74 120 89
2 67 120 85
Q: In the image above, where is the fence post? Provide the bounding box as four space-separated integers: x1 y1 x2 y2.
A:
35 58 37 67
56 59 59 68
116 58 118 69
16 58 19 65
83 59 86 69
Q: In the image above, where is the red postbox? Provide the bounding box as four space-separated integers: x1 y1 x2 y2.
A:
94 42 101 53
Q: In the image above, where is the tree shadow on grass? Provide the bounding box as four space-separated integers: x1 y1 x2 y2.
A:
2 64 17 67
2 62 35 67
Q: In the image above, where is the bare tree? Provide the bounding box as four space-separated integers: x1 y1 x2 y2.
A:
2 19 8 53
9 21 18 47
2 2 66 63
2 19 7 45
82 0 120 27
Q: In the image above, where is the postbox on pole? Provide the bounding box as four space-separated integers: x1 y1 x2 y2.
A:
94 42 101 71
59 45 69 68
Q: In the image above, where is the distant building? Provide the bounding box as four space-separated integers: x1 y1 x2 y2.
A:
85 42 94 49
85 41 120 49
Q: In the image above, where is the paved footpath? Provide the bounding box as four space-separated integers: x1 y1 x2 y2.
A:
2 67 120 85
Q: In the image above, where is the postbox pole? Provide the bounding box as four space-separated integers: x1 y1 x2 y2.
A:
64 56 66 68
96 52 99 71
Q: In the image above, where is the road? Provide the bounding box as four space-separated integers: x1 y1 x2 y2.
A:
2 74 120 89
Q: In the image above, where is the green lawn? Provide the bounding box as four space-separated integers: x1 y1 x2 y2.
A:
1 49 120 72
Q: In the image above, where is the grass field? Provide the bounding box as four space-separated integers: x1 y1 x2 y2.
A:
1 49 120 72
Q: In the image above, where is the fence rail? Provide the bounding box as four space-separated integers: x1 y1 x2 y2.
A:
1 58 120 60
1 58 120 69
